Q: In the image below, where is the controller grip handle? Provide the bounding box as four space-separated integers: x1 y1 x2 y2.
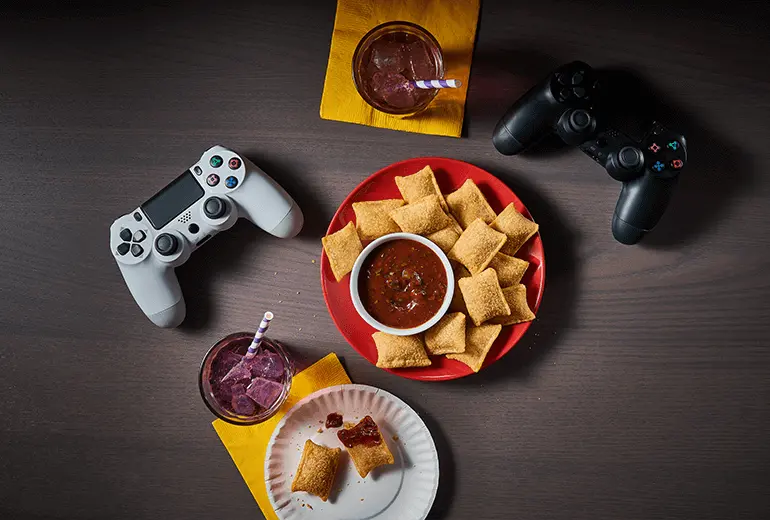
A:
232 162 304 238
119 259 185 327
493 85 560 155
613 173 678 244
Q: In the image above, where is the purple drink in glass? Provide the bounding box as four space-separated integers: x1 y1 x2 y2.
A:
353 21 445 115
199 332 293 425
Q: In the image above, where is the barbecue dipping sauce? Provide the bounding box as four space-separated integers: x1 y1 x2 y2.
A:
358 239 447 329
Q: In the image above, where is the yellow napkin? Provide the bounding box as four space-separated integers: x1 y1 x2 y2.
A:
212 353 352 519
320 0 481 137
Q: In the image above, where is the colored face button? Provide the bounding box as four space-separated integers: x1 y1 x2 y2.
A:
667 141 680 150
225 176 239 189
228 157 241 169
210 155 223 168
652 161 666 172
671 159 684 169
206 173 220 186
649 143 660 153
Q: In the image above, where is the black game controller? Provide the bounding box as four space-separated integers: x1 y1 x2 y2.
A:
492 61 600 155
493 61 688 244
579 122 687 244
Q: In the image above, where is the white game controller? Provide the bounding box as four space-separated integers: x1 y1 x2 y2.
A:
110 145 304 328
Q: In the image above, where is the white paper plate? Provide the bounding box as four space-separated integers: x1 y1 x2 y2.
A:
265 384 439 520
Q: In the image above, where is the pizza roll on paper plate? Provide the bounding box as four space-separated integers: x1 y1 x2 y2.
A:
338 416 395 478
291 440 341 502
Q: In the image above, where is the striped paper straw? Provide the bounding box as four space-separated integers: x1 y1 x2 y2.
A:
244 311 274 359
411 79 462 89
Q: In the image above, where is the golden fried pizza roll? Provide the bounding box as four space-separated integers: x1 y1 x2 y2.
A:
491 203 539 255
426 226 460 254
352 199 405 240
389 195 453 236
373 332 432 368
448 219 507 275
321 221 363 282
291 440 341 502
425 312 466 355
337 416 394 478
447 323 502 372
445 179 496 229
394 165 448 210
487 252 529 287
458 268 511 326
490 284 536 326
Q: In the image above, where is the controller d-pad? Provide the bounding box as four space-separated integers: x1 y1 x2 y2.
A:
119 228 132 241
133 230 146 243
131 244 144 257
117 242 130 256
555 72 568 85
573 86 586 98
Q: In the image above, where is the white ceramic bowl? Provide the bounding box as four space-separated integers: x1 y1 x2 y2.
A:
350 232 454 336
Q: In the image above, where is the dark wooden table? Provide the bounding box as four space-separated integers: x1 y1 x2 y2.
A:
2 1 769 518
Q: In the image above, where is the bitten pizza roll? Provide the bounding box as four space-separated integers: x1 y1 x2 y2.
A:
337 415 394 478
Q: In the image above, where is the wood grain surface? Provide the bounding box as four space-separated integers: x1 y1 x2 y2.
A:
1 1 769 519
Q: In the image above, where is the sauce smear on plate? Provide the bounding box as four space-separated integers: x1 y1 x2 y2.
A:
359 239 447 328
337 415 383 448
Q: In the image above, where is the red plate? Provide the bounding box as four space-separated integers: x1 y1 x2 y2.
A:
321 158 545 381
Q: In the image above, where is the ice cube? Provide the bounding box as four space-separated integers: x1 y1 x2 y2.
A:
246 377 284 409
406 41 435 80
231 392 257 416
246 350 285 381
371 71 415 109
371 40 406 74
220 360 252 383
212 350 243 381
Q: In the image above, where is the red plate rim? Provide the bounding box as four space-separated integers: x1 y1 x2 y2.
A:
320 157 546 381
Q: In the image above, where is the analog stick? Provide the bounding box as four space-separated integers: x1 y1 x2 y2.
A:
155 233 178 256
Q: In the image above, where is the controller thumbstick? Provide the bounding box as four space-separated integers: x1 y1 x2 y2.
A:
155 233 179 256
618 146 643 170
203 197 227 219
569 109 591 132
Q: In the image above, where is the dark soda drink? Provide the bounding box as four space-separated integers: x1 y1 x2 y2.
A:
199 332 293 425
353 22 445 115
